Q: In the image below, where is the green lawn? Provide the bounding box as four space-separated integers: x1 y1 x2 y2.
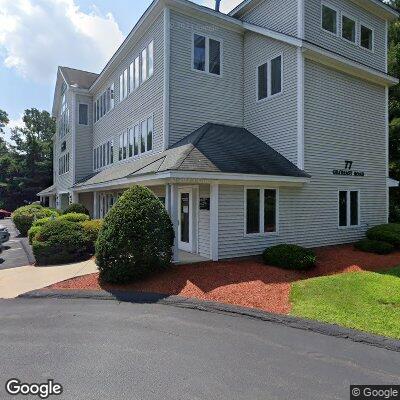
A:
290 267 400 339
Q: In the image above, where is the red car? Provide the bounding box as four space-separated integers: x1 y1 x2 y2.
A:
0 209 11 219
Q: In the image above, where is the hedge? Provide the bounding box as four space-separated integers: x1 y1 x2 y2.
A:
366 224 400 248
32 219 91 265
12 205 59 236
354 239 394 255
263 244 316 270
96 186 175 284
63 203 90 216
80 219 103 254
59 213 90 223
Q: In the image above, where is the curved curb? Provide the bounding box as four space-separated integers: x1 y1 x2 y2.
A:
19 289 400 353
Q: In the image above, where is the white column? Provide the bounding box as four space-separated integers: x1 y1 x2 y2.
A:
170 184 179 263
165 184 171 214
210 183 219 261
93 192 99 219
71 191 79 204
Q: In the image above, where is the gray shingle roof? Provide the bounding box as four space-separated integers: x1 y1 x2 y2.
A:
74 123 309 188
60 67 99 90
37 184 56 196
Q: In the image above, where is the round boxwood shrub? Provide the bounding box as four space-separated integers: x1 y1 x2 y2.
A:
12 205 59 236
366 224 400 248
32 219 90 265
263 244 316 270
63 203 90 216
80 219 103 254
354 239 394 255
96 186 175 284
28 225 42 245
59 213 90 223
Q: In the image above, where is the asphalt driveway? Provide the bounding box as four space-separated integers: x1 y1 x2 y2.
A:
0 218 34 270
0 298 399 400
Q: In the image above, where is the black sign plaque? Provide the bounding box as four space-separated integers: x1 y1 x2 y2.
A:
199 197 210 210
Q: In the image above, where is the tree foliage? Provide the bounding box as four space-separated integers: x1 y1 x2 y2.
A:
0 108 55 210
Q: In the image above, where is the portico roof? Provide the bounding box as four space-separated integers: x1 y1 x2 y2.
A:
73 123 310 191
37 185 57 196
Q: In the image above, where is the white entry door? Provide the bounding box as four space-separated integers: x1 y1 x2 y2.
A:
178 189 193 252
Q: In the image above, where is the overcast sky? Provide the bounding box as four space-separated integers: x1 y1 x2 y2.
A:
0 0 242 141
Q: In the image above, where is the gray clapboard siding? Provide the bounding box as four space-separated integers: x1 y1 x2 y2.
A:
304 0 386 72
92 12 165 167
243 32 298 166
218 60 387 259
75 93 94 182
198 184 210 258
169 11 244 146
240 0 298 36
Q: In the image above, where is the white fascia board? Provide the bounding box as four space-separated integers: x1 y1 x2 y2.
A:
302 43 399 86
243 22 302 47
388 177 399 188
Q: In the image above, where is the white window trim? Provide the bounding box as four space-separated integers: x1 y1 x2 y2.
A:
93 139 114 172
94 85 114 125
117 113 155 164
341 12 358 46
338 189 361 229
244 187 279 237
78 102 89 126
191 32 223 77
256 53 284 103
359 22 374 53
58 153 70 176
321 2 339 37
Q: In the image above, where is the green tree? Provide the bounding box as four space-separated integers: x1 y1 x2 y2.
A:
0 109 9 156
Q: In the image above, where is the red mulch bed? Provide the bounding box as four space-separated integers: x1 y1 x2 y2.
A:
46 244 400 314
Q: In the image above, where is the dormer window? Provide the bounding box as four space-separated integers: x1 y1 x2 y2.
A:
321 4 337 34
193 34 221 76
342 15 356 43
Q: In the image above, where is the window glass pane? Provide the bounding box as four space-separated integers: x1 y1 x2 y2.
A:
123 69 128 98
135 57 140 88
103 144 106 167
209 39 221 75
148 41 154 77
93 149 96 170
246 189 260 234
142 48 147 82
123 132 127 159
134 125 139 156
350 191 359 226
129 129 133 158
361 25 372 50
106 142 109 165
119 135 123 161
78 104 88 125
342 15 356 42
110 83 114 109
110 141 113 164
147 117 153 151
141 120 147 153
129 62 134 93
193 34 206 71
258 63 268 100
322 5 337 33
119 74 123 101
264 190 276 233
339 191 347 227
271 56 282 96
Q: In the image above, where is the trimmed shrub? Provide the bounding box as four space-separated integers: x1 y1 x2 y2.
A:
96 186 175 284
12 205 59 236
32 217 54 227
354 239 394 255
63 203 90 216
32 219 90 265
28 226 42 245
59 213 90 223
366 224 400 248
81 219 103 254
263 244 316 271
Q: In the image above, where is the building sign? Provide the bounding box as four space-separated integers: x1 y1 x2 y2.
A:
199 197 210 210
333 161 365 177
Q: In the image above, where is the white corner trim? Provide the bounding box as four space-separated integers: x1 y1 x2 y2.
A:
297 48 305 170
385 85 389 223
297 0 305 39
210 182 219 261
385 20 388 74
71 93 76 185
163 7 171 151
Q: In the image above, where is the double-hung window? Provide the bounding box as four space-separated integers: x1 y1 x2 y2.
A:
93 140 113 170
245 188 278 235
193 34 221 76
321 4 338 34
342 14 356 43
78 103 88 125
257 55 282 101
119 68 128 101
338 190 359 228
360 24 373 51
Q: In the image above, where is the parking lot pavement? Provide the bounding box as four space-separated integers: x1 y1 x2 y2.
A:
0 218 34 270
